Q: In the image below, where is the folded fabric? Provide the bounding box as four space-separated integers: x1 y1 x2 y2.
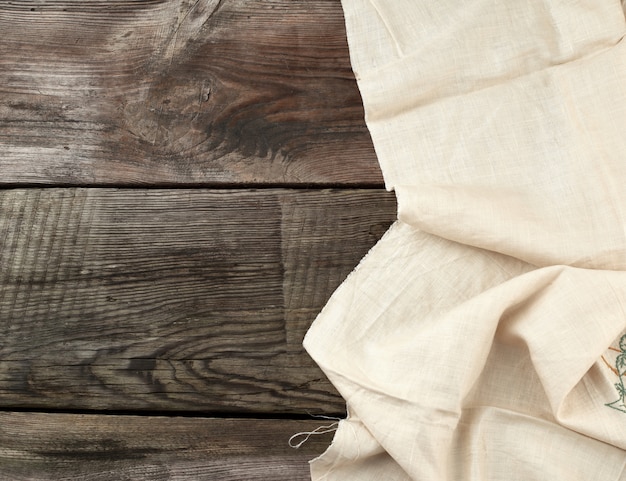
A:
304 1 626 479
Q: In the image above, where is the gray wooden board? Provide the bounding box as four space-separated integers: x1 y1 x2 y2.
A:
0 0 380 186
0 188 396 414
0 411 336 480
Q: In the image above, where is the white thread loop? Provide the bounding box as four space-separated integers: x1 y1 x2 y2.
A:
288 422 340 449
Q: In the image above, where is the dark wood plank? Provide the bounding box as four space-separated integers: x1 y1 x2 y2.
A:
0 411 335 480
0 188 396 414
0 0 380 186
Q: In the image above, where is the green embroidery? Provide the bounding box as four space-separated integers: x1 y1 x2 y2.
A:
606 334 626 413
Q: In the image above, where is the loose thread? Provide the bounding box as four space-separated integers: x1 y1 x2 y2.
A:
306 412 343 422
288 422 340 449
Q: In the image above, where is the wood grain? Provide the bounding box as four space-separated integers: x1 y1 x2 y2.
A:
0 411 335 480
0 188 396 414
0 0 380 186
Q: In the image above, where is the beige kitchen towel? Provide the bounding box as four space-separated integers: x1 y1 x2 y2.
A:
304 1 626 479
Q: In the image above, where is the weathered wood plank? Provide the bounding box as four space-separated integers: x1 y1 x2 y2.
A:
0 0 380 186
0 188 396 413
0 412 335 480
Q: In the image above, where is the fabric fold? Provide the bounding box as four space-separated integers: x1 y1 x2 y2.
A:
305 223 626 479
305 1 626 479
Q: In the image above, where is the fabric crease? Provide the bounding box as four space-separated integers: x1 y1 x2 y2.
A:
305 1 626 479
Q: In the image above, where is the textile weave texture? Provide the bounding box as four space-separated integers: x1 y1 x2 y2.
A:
304 1 626 479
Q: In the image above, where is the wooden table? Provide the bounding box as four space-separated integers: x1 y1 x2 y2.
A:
0 1 396 479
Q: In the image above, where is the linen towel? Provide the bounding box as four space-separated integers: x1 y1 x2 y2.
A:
304 1 626 479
